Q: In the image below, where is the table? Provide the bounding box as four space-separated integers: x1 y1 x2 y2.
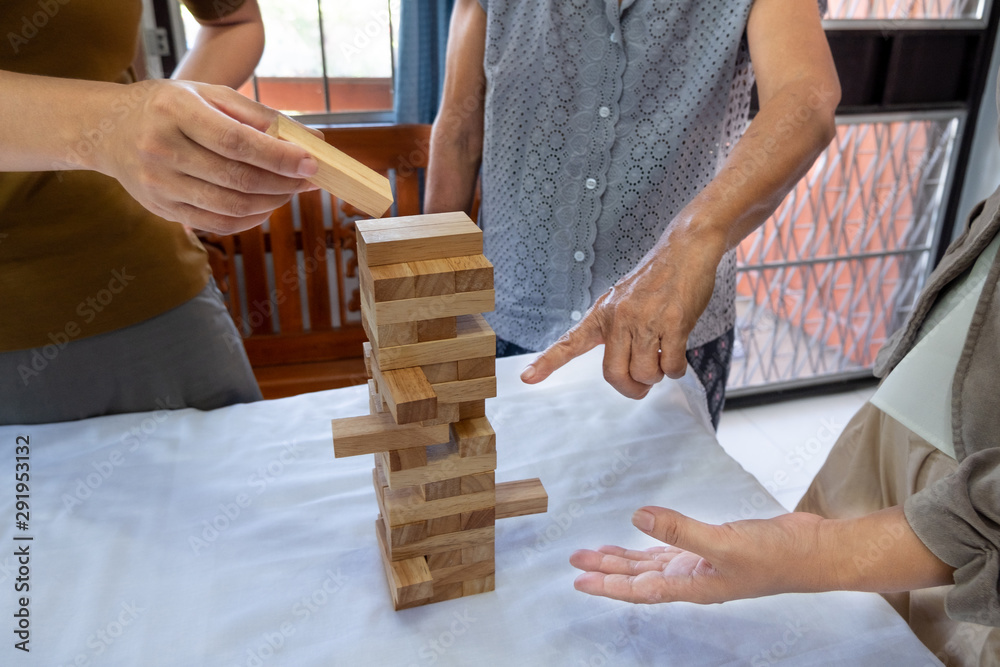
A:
0 350 940 666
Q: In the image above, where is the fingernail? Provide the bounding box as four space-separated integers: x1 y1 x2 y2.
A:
520 365 536 382
297 156 318 177
632 509 654 533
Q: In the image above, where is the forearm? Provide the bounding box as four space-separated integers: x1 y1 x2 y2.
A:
0 70 130 172
172 22 263 88
660 78 838 262
819 506 954 594
425 121 482 214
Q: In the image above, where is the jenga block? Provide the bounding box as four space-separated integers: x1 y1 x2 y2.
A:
452 418 496 457
382 485 495 526
356 213 482 267
361 297 418 348
421 362 458 384
368 290 495 327
457 356 495 380
383 440 496 490
380 366 438 425
332 413 449 458
367 379 384 414
409 259 456 297
429 583 465 604
417 317 458 342
426 548 463 571
373 314 496 371
419 401 460 427
427 514 464 537
432 376 497 404
461 472 495 494
268 115 393 218
449 255 494 293
374 521 433 608
462 575 495 596
459 400 486 420
363 342 374 376
381 515 428 549
380 447 428 472
388 526 495 560
362 262 416 302
424 478 462 501
461 507 495 531
462 542 495 564
430 559 495 587
495 479 548 519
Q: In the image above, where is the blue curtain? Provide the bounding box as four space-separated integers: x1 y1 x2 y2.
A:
393 0 457 124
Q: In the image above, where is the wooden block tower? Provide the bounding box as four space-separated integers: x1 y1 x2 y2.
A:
332 212 548 610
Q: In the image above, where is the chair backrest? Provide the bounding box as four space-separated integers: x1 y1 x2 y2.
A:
198 124 433 369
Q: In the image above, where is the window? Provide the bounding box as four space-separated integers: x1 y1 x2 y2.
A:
178 0 401 122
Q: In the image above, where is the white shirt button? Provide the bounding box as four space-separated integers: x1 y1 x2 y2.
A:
574 250 585 262
610 32 618 43
585 178 597 190
570 310 583 321
599 106 610 118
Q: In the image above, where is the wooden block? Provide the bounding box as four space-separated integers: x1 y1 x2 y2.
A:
449 255 494 293
429 582 465 604
369 290 495 327
459 400 486 420
356 212 482 267
495 479 548 519
378 449 425 477
382 485 496 526
373 314 496 371
417 317 458 343
424 478 462 501
332 412 449 458
409 259 456 297
461 507 495 531
384 439 496 490
361 295 418 348
452 418 496 457
367 379 384 414
374 521 433 607
268 115 393 218
430 559 495 587
388 525 494 560
462 542 494 564
419 401 460 427
426 548 463 571
432 376 497 404
363 262 416 302
462 575 495 596
384 516 428 550
380 366 438 425
457 357 495 380
461 472 495 494
427 514 464 537
363 342 374 376
421 362 458 384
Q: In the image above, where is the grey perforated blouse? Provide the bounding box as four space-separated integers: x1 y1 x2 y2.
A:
477 0 756 352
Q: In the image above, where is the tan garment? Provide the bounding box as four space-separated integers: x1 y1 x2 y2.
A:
797 402 1000 667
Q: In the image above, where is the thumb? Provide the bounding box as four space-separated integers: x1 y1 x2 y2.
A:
520 314 603 384
632 506 716 554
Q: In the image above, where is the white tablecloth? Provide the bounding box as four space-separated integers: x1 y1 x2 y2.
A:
0 350 940 666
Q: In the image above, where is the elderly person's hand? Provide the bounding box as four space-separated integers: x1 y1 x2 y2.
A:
520 221 725 399
570 505 954 605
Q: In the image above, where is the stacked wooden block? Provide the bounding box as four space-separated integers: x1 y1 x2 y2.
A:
332 212 548 610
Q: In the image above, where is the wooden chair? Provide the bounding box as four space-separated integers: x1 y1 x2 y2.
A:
198 124 434 399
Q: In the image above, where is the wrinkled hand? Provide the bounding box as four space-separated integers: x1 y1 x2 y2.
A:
569 506 829 604
88 79 320 234
521 224 727 398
